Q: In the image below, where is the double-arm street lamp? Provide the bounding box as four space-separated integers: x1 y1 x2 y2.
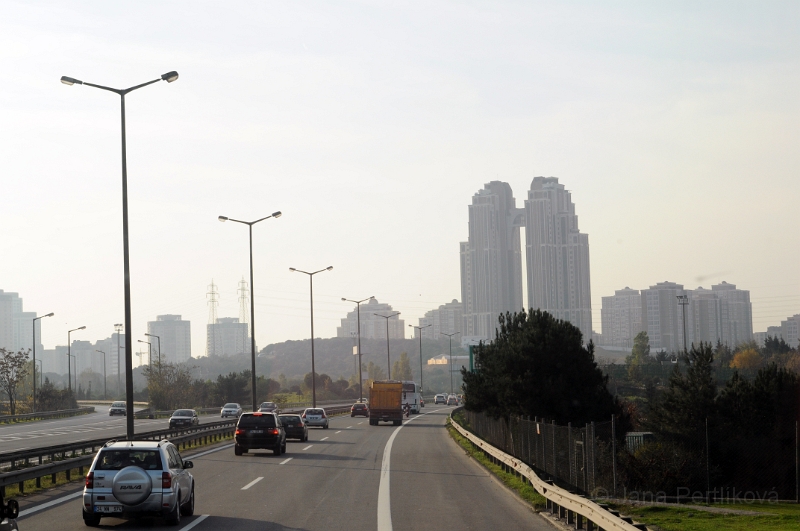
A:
144 333 160 368
61 70 179 440
441 332 461 395
95 350 107 400
375 312 401 379
219 211 282 412
67 326 86 393
32 312 54 411
409 324 431 396
290 266 333 408
341 296 373 402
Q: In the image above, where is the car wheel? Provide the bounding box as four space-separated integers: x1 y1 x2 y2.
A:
323 423 329 429
165 493 181 526
180 483 195 516
273 442 282 456
82 511 101 527
235 444 243 456
282 439 287 454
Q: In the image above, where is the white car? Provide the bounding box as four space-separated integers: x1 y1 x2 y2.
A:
434 394 446 405
220 403 242 418
302 408 329 429
108 401 126 416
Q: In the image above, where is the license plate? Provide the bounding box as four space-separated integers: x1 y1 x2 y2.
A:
250 430 264 434
95 505 123 513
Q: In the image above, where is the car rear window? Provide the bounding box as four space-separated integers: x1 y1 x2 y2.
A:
112 402 125 407
279 415 301 423
306 409 324 415
238 415 277 428
173 409 193 416
224 403 238 408
95 449 162 471
353 404 366 408
261 402 276 408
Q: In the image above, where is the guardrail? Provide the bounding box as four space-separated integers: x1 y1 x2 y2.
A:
0 407 95 424
450 408 647 531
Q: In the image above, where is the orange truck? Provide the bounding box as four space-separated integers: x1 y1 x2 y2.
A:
369 380 403 426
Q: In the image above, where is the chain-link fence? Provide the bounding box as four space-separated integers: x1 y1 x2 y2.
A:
457 410 800 502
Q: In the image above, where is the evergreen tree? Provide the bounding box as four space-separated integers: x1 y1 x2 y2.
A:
391 352 413 381
626 331 651 382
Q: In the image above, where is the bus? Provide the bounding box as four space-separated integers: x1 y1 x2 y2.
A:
401 381 422 414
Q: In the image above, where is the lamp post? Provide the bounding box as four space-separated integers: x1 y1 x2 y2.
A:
95 350 107 400
409 324 431 396
441 332 461 395
219 212 282 412
137 340 152 374
144 333 160 369
342 297 373 402
114 323 123 397
32 312 54 412
67 326 86 393
375 312 401 379
61 70 179 440
290 266 333 408
67 354 76 394
35 360 43 388
677 295 689 352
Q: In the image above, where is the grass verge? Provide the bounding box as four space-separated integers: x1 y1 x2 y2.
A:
446 416 546 511
607 500 800 530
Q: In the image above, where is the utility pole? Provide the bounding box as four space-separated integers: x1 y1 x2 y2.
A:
677 294 689 352
409 324 431 396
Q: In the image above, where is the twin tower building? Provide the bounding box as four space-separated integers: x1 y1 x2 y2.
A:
460 177 592 343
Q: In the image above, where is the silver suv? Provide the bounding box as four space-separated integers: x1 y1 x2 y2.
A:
82 439 195 527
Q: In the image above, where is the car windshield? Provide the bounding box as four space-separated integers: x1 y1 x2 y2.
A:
95 449 162 471
223 403 238 409
238 415 277 428
173 409 193 417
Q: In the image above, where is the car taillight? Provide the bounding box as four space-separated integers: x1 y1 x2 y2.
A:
162 472 172 489
85 472 93 489
271 428 279 435
321 413 327 418
235 428 244 435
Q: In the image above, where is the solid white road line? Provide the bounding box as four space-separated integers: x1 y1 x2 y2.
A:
179 514 210 530
18 490 82 518
377 409 439 531
241 477 264 490
279 457 293 465
303 445 312 450
321 437 328 441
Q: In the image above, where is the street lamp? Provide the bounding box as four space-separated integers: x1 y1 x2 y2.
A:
219 211 282 412
290 266 333 408
32 312 54 412
137 340 152 374
67 326 86 393
342 296 373 402
67 353 77 394
375 312 401 379
114 324 123 397
409 324 431 396
677 295 689 352
95 350 107 400
144 333 161 368
441 332 461 395
62 70 178 440
35 360 43 389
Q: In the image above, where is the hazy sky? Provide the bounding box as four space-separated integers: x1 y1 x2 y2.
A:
2 1 798 362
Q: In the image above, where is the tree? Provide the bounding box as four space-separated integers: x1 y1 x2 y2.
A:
366 361 386 381
36 377 77 411
0 348 30 415
461 309 622 425
392 352 413 381
729 348 762 371
146 361 197 410
626 331 651 382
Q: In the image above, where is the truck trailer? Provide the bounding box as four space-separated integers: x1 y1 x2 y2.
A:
369 380 403 426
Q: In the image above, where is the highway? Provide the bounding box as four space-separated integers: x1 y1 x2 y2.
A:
13 407 550 530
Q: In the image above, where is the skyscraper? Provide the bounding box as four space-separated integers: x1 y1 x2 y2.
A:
337 297 405 340
601 287 644 348
147 315 192 363
460 181 524 340
524 177 592 341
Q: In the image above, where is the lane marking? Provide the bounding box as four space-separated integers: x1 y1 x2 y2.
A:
279 457 293 465
18 490 82 518
377 409 439 531
303 445 312 450
180 514 210 530
186 443 234 459
321 437 328 441
335 430 341 434
358 422 363 425
241 477 264 490
346 426 352 429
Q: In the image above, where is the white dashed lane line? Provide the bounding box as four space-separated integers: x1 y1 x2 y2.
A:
241 477 263 490
321 437 328 441
302 445 312 450
335 431 341 434
279 457 293 465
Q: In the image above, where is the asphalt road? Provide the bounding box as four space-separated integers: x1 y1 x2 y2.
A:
0 407 224 454
13 407 551 531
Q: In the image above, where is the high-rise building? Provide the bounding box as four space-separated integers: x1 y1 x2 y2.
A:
641 281 690 353
207 317 249 357
689 282 753 347
337 297 405 340
0 290 43 354
460 181 524 341
147 315 192 363
524 177 592 341
781 315 800 348
416 299 463 340
601 287 643 348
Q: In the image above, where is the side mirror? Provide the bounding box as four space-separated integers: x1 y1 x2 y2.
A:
3 499 19 519
183 460 193 469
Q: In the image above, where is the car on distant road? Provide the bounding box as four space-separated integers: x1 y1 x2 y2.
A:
434 394 446 405
278 414 308 441
447 395 458 406
169 409 199 429
234 412 287 456
350 403 369 417
220 403 242 418
108 401 126 416
82 439 195 526
258 402 280 414
302 408 329 429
